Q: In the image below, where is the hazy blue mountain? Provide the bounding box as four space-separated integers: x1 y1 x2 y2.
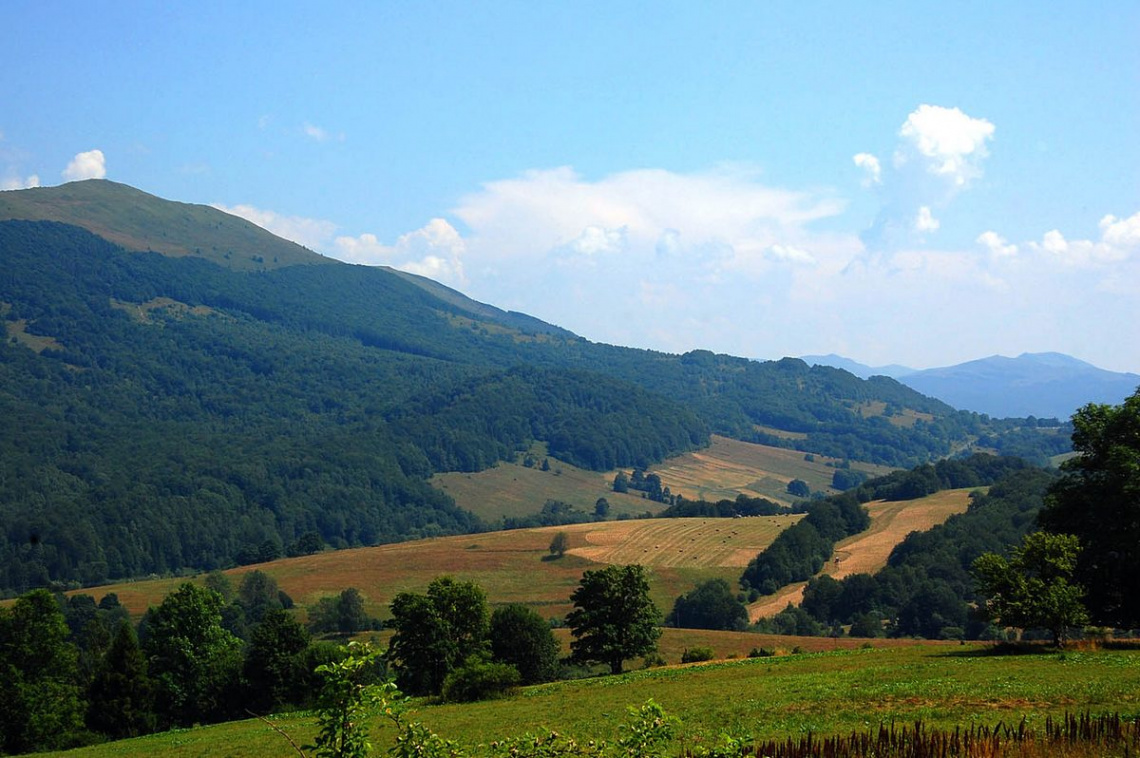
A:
800 354 915 379
897 353 1140 419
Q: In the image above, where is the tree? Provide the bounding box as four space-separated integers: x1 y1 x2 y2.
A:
0 589 85 754
489 604 560 684
1038 388 1140 627
667 579 748 631
308 588 372 635
566 564 661 675
143 582 243 727
787 479 811 498
595 497 611 518
86 623 157 739
387 576 490 695
548 531 570 558
238 569 284 624
243 609 313 713
972 531 1089 646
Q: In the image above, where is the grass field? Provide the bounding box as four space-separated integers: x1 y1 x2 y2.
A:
37 643 1140 758
432 446 658 522
434 436 894 522
646 436 891 505
748 488 976 619
73 517 799 623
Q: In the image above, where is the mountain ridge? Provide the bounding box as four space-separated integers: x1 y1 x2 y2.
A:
803 352 1139 419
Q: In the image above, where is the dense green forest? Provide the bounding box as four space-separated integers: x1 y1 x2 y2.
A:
0 183 1072 592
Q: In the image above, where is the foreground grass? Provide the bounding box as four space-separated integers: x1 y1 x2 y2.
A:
39 644 1140 757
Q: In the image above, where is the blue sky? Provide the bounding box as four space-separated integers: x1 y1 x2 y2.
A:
3 2 1139 372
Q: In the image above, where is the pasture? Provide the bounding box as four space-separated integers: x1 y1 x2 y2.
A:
73 517 800 622
434 436 893 521
36 643 1140 758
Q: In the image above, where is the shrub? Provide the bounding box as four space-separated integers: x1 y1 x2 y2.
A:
748 646 776 658
440 656 520 703
680 646 715 663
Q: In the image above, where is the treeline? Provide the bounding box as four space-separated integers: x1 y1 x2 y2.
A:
660 494 788 519
798 468 1055 640
739 494 871 596
0 564 663 755
739 454 1032 597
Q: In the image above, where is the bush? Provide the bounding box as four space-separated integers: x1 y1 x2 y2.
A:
440 656 520 703
642 652 667 668
748 646 776 658
680 646 715 663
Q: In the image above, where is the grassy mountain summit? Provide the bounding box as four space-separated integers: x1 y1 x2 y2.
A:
0 179 330 270
0 182 1068 594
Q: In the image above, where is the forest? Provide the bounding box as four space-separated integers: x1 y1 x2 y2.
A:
0 207 1070 594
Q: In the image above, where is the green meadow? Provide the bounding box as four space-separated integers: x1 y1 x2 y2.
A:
36 643 1140 757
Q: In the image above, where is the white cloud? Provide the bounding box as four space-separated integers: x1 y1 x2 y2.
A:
765 243 816 264
212 203 338 251
62 149 106 181
853 152 881 186
335 218 467 286
895 105 994 187
976 230 1018 258
1 172 40 191
859 105 994 253
1027 210 1140 266
302 122 328 142
302 122 344 143
914 206 940 233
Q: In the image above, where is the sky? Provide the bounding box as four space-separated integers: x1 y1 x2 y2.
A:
3 2 1139 373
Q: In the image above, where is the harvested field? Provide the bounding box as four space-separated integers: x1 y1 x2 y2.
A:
567 515 802 568
747 488 977 621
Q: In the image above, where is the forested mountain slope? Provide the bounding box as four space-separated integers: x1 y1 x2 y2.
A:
0 181 1069 593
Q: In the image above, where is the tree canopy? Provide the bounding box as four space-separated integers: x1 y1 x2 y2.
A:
1039 387 1140 627
567 564 661 675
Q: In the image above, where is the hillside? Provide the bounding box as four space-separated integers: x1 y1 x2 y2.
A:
0 179 329 271
0 181 1069 594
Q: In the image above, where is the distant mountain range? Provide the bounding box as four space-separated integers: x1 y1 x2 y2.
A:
802 352 1140 419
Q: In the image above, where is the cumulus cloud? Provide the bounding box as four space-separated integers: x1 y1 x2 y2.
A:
302 122 344 143
62 149 106 181
212 203 338 251
914 206 940 233
853 152 881 186
895 105 994 187
1027 210 1140 265
857 105 994 253
976 230 1018 258
1 172 40 191
335 218 467 286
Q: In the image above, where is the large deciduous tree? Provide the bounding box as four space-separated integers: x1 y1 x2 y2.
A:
567 564 661 675
387 576 490 695
142 582 242 727
1038 388 1140 627
489 604 560 684
0 589 85 754
972 531 1088 646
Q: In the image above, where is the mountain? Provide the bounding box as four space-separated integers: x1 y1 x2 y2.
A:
0 181 1070 593
800 354 915 379
896 353 1140 420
